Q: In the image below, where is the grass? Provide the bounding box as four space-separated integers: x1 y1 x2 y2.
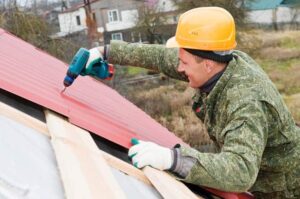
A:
255 31 300 96
257 58 297 71
126 66 147 76
284 94 300 122
279 37 300 49
256 57 300 95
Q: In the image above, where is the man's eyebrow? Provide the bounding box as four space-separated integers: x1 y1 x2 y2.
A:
179 58 187 63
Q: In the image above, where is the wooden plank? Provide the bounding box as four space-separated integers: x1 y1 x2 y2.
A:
143 166 200 199
45 110 127 199
100 151 151 185
0 102 48 136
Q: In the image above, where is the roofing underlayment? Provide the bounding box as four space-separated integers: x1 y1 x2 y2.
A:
0 28 184 149
0 115 64 199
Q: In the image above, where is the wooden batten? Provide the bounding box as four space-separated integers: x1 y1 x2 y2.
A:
99 151 151 185
45 110 126 199
143 166 200 199
0 101 48 136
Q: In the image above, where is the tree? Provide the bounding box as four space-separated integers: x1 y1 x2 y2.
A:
0 4 80 62
171 0 251 28
272 7 279 31
290 6 300 30
134 1 174 44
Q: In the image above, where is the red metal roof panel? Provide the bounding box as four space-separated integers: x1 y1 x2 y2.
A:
0 29 185 148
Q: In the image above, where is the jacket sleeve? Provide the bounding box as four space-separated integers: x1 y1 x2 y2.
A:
176 100 269 192
108 40 188 81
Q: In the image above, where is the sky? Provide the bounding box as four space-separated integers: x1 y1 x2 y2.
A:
17 0 60 7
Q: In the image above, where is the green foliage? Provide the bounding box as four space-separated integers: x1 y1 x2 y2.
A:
3 10 49 44
0 9 79 62
171 0 252 28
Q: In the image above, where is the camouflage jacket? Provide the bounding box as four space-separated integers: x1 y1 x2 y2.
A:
108 41 300 197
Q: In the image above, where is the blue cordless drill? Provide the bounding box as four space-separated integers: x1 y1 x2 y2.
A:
62 48 114 92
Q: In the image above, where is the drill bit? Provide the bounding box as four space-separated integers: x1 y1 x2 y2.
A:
61 86 66 93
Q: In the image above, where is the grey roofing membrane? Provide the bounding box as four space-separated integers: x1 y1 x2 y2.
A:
111 167 162 199
0 115 64 199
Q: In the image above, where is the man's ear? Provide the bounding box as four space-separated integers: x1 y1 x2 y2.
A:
204 60 214 73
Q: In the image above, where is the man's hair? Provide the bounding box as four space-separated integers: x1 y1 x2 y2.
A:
193 55 204 63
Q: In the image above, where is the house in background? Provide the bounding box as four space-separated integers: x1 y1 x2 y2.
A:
90 0 143 44
43 6 62 33
54 0 178 45
55 2 89 38
246 0 300 29
55 0 300 45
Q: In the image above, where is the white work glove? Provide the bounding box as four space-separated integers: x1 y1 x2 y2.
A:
85 47 104 70
128 138 173 170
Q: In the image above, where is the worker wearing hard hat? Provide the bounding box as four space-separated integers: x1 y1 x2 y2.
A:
87 7 300 199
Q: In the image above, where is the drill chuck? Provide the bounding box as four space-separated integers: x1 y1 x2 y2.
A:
63 71 78 87
63 48 90 87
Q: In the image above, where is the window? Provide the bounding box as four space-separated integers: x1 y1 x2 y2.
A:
92 13 96 22
76 16 81 25
111 33 123 40
108 9 119 22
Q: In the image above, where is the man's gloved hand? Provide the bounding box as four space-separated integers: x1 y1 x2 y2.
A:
128 138 173 170
85 47 104 70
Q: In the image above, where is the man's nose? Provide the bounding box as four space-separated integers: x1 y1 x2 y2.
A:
177 63 184 72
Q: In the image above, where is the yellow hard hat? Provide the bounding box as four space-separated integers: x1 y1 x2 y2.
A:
166 7 236 51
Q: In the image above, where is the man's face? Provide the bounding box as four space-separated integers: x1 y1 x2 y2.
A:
177 48 210 88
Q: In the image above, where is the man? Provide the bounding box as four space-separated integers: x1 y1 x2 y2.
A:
86 7 300 199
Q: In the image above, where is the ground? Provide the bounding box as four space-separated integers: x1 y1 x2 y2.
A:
115 30 300 147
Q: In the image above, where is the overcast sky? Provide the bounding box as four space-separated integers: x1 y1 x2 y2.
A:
17 0 60 7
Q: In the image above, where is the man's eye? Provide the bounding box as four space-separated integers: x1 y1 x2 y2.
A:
180 60 187 65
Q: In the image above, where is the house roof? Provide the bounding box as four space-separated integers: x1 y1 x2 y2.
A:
245 0 300 10
245 0 283 10
281 0 300 6
0 28 184 149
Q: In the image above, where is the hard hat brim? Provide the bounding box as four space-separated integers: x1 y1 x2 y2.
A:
166 37 179 48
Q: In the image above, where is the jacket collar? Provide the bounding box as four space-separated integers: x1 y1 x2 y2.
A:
206 55 237 102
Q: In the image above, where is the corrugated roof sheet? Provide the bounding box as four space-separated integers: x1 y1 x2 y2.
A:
0 29 184 149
